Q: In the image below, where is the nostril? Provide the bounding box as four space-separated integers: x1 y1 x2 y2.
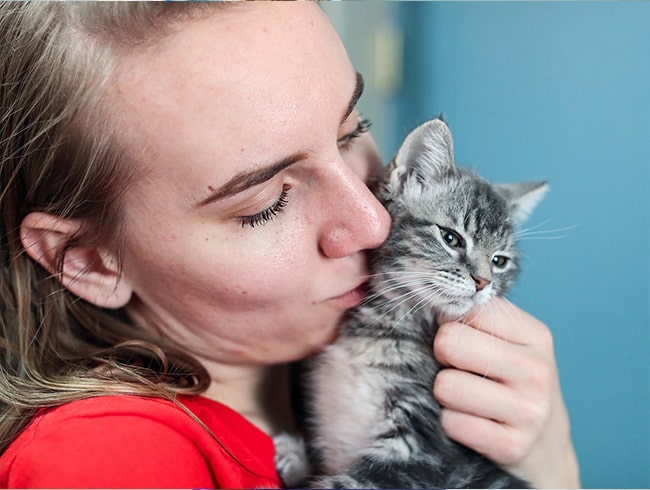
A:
472 275 491 292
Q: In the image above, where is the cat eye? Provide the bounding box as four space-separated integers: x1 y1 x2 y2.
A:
439 227 465 249
492 255 509 268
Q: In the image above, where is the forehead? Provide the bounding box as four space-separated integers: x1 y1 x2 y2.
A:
446 175 512 239
406 173 512 237
107 3 354 190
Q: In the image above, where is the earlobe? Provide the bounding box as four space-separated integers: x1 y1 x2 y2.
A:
20 212 133 309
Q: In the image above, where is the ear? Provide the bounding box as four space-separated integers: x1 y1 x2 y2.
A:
495 181 549 226
20 212 133 309
389 117 455 190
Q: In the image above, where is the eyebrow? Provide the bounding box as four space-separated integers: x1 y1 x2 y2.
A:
196 152 308 206
343 72 364 124
197 72 364 207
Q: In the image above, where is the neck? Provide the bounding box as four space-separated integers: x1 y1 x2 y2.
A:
200 360 295 436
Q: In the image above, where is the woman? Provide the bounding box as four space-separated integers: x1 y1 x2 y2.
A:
0 2 579 487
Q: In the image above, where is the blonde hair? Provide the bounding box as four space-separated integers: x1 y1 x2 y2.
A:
0 2 225 452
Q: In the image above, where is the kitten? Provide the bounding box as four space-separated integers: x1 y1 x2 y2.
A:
276 118 547 488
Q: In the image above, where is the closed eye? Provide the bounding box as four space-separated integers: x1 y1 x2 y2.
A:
337 117 371 151
238 184 291 228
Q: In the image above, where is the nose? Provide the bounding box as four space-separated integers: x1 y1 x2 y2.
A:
318 163 392 259
472 275 491 292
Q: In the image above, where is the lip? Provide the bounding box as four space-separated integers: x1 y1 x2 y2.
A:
329 282 368 309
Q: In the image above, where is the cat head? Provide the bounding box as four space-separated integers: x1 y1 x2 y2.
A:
373 118 548 319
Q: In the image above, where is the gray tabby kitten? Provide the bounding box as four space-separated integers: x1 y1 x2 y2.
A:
276 118 547 488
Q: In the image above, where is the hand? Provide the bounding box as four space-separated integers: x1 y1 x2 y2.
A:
433 298 580 488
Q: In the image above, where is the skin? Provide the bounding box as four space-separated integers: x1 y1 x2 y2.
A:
21 3 579 487
435 299 580 487
111 2 391 433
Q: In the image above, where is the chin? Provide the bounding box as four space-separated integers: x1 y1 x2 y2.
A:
306 323 342 357
435 299 475 323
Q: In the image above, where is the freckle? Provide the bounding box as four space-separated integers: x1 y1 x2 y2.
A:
208 185 216 192
241 290 248 295
239 147 245 153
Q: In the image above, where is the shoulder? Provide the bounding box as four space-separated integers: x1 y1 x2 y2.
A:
29 394 200 430
0 395 280 488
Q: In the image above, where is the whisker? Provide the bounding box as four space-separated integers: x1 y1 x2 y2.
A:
517 235 569 241
366 278 434 303
515 224 577 240
390 285 446 332
515 220 573 235
367 273 446 298
498 297 534 345
368 283 448 328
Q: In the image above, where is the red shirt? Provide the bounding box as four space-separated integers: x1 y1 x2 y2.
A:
0 394 281 488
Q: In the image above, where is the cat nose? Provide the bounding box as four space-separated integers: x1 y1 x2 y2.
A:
472 275 491 292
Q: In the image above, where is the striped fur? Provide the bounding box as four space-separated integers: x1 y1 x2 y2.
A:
278 118 547 488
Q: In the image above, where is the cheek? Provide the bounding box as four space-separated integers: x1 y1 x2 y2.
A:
219 222 311 293
123 215 314 310
494 269 517 296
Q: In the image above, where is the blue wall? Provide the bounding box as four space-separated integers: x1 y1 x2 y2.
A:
393 2 650 487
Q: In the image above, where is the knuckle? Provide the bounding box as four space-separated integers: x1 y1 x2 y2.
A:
514 347 554 394
518 398 547 431
532 320 555 352
499 430 530 465
525 356 554 393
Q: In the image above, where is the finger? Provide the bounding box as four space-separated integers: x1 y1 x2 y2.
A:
434 368 548 432
434 368 517 424
463 297 551 348
434 320 530 383
439 408 527 465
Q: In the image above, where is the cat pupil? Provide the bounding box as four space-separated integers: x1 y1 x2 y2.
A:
492 255 508 268
440 227 464 248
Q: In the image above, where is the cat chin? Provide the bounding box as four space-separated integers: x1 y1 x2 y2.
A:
434 294 493 324
433 304 473 325
435 311 464 325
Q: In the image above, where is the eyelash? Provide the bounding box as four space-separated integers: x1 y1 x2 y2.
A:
338 117 372 151
237 117 370 229
238 184 291 228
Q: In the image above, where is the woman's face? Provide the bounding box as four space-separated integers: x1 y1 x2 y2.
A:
111 3 391 365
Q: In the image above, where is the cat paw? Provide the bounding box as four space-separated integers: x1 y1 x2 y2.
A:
273 432 309 488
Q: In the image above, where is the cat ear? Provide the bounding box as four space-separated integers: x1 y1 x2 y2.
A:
389 118 455 190
495 181 549 226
